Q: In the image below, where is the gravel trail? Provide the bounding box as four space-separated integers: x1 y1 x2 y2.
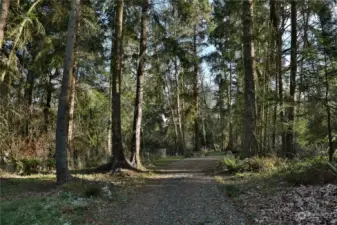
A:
112 157 246 225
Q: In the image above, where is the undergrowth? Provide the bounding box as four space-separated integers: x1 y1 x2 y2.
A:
0 172 144 225
216 155 337 198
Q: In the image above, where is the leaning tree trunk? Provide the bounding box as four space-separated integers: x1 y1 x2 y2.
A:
55 0 80 183
0 0 10 48
130 0 149 169
285 0 297 158
242 0 257 157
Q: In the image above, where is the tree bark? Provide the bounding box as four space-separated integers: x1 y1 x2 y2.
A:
55 0 81 183
23 70 35 136
0 0 10 49
68 0 81 169
278 4 285 156
130 0 148 169
242 0 257 157
174 58 185 154
193 25 200 152
270 0 277 152
285 0 297 158
111 0 128 168
227 63 233 151
44 72 55 132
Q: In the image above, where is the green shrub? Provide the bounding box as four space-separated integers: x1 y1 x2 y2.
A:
222 155 242 173
283 157 336 185
247 156 281 172
46 158 56 170
17 158 41 175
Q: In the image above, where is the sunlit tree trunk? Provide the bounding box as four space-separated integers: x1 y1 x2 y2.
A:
174 58 185 154
68 0 81 169
193 25 200 152
242 0 257 157
0 0 10 48
55 0 81 183
130 0 148 169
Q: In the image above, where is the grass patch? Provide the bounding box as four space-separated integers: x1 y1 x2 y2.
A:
0 192 96 225
205 151 226 157
150 156 184 168
0 172 147 225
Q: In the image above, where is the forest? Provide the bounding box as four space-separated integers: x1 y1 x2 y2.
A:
0 0 337 224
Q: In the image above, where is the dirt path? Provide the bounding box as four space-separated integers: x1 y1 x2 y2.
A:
111 156 245 225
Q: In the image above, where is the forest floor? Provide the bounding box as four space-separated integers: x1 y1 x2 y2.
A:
0 156 246 225
4 155 335 225
214 157 337 225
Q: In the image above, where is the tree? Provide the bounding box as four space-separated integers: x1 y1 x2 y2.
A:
0 0 10 48
110 0 128 169
242 0 257 157
130 0 149 169
284 0 297 158
55 0 81 183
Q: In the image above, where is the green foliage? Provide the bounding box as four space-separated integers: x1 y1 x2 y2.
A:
220 155 283 174
17 158 42 175
61 181 102 198
221 155 242 173
281 157 336 185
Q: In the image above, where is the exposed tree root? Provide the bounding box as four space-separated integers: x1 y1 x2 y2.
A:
92 158 148 174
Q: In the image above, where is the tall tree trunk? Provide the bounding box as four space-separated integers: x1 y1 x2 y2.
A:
193 25 200 152
324 53 333 161
68 0 81 169
44 72 55 132
130 0 148 169
270 0 277 152
278 4 285 156
242 0 257 157
285 0 297 158
227 63 233 151
68 71 77 168
174 58 185 154
0 0 10 48
23 71 35 136
111 0 128 168
55 0 80 183
219 74 225 151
